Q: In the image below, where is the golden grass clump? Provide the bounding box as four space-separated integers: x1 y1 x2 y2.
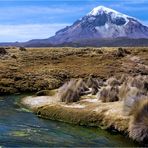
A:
98 74 148 105
129 98 148 143
122 87 144 115
98 86 119 102
58 79 88 103
97 76 121 102
0 47 7 55
118 82 130 101
114 47 130 58
86 75 101 95
121 75 148 115
19 46 27 51
106 77 120 86
131 77 145 90
118 74 128 84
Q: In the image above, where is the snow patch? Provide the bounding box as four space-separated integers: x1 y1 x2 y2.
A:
88 6 128 18
87 6 130 24
95 22 127 38
88 17 96 21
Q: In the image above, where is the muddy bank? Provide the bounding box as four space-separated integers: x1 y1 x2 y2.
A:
22 95 129 132
38 101 129 132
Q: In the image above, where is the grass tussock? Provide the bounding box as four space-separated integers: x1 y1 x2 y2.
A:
129 98 148 143
114 47 131 58
0 47 7 55
58 79 89 103
22 72 148 143
58 75 104 103
19 47 27 51
95 74 148 143
58 79 81 103
98 85 119 102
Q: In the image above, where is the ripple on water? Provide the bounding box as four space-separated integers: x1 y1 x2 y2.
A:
0 95 140 147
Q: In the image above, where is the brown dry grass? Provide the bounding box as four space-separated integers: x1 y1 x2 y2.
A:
0 47 148 94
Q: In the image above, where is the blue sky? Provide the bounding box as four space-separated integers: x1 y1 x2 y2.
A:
0 0 148 42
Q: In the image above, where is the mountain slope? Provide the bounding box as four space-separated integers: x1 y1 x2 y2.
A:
1 6 148 47
47 6 148 45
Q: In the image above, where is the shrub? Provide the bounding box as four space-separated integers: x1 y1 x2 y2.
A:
86 75 100 94
106 77 120 86
130 77 144 90
107 86 119 102
114 48 130 58
118 82 129 101
19 47 27 51
0 47 7 55
58 79 80 103
58 78 90 103
98 87 109 102
11 54 17 59
98 85 119 102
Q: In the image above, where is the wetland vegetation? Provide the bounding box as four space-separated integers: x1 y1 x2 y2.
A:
0 47 148 146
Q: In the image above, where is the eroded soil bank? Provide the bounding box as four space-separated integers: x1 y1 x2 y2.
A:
22 95 129 133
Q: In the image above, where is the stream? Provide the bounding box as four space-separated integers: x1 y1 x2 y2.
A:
0 94 139 147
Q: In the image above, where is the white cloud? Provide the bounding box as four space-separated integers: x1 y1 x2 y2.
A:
0 24 69 42
0 6 85 18
0 6 71 15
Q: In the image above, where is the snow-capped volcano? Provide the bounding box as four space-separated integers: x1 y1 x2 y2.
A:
24 6 148 45
87 5 130 25
87 6 128 17
46 5 148 45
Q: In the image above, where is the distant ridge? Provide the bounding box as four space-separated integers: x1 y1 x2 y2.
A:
1 6 148 47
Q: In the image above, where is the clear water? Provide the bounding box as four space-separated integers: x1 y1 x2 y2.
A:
0 95 139 147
